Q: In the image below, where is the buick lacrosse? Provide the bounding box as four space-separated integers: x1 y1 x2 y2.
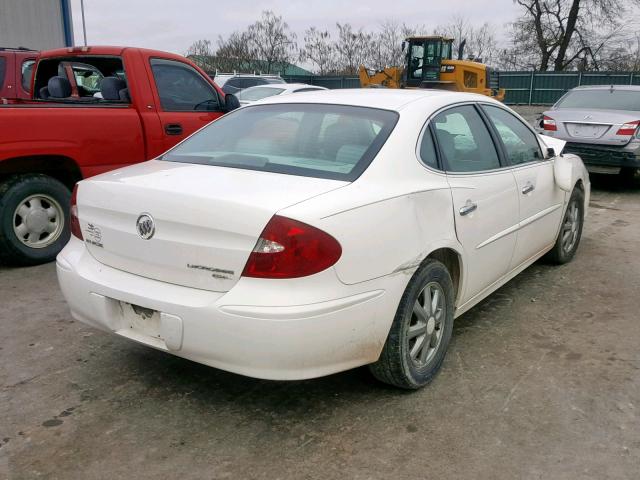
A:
57 89 590 389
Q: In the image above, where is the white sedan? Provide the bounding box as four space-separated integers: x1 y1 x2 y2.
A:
236 83 327 105
57 89 590 389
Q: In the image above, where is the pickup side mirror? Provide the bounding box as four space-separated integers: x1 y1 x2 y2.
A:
223 93 240 113
546 147 556 158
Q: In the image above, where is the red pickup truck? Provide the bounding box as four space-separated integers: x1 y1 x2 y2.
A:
0 46 238 266
0 47 38 103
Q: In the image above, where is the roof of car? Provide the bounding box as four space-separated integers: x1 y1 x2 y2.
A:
255 88 475 111
570 85 640 91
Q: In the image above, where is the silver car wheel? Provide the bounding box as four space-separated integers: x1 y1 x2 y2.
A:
561 201 580 254
406 282 446 368
13 194 65 249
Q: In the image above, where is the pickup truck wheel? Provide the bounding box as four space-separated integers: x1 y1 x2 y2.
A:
545 187 584 265
369 259 454 389
0 175 71 266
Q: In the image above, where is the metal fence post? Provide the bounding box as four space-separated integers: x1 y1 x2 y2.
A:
528 71 535 105
578 71 582 86
630 73 634 85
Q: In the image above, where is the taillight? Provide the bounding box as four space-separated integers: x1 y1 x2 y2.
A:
242 215 342 279
70 184 83 240
616 120 640 136
542 115 557 131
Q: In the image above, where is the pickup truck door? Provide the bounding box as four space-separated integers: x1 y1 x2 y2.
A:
147 58 224 152
480 105 565 270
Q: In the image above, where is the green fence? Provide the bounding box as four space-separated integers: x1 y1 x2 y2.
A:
283 71 640 105
499 71 640 105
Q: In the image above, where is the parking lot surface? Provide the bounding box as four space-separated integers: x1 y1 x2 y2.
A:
1 174 639 480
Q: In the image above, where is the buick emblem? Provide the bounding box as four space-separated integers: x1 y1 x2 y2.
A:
584 114 593 120
136 213 155 240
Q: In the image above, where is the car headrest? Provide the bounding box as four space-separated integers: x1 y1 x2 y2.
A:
118 88 130 102
48 76 72 98
39 86 50 99
101 77 127 101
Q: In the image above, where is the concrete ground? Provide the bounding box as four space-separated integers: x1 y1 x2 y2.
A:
1 174 639 480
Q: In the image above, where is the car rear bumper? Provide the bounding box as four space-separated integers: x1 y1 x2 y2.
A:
564 142 640 170
56 238 403 380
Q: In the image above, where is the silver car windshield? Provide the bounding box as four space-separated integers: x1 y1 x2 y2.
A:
161 103 399 181
556 89 640 111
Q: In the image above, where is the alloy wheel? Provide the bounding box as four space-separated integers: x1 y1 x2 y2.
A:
561 201 580 254
406 281 446 368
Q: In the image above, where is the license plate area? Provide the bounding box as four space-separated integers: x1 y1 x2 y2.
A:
120 301 162 340
567 123 606 138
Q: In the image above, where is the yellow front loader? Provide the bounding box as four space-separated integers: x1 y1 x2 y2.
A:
359 36 505 102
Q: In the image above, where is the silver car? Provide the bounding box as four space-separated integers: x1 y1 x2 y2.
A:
539 85 640 177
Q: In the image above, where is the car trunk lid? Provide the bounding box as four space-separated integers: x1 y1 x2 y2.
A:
77 160 347 292
544 108 640 146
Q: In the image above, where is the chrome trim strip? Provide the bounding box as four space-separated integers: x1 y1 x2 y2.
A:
475 203 563 250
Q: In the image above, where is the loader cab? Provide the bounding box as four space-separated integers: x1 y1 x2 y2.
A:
403 36 453 88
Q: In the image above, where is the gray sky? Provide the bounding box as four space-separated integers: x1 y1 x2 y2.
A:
69 0 522 54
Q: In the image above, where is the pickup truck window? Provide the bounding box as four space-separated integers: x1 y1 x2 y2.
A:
150 58 219 112
34 56 126 101
21 60 35 92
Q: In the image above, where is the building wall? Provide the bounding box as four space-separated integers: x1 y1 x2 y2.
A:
0 0 73 50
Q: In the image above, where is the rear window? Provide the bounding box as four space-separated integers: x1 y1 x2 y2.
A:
556 89 640 111
162 104 399 181
237 87 285 102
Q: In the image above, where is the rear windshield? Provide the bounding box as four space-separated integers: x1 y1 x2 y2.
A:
556 89 640 111
161 104 399 181
237 87 285 102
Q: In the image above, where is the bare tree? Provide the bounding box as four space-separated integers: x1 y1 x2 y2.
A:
185 39 215 71
334 23 372 74
435 15 499 64
215 31 254 72
299 28 335 74
510 0 640 70
247 10 297 74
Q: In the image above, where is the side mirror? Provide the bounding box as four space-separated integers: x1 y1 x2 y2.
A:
223 93 240 113
553 155 574 192
401 41 406 52
546 147 556 158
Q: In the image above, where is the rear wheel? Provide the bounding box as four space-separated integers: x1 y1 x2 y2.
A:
545 186 584 265
0 175 71 266
370 259 454 389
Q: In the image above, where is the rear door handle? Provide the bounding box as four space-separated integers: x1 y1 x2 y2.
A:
459 201 477 216
522 182 535 195
164 123 183 135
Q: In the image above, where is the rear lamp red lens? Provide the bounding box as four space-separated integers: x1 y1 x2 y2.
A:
242 215 342 279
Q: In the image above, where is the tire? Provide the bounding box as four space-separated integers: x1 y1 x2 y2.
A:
0 174 71 266
545 186 584 265
370 259 455 389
